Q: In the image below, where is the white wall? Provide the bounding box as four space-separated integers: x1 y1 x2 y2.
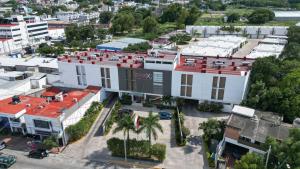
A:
171 70 249 105
58 61 119 91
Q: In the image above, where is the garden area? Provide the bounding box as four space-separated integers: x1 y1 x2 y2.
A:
65 102 103 142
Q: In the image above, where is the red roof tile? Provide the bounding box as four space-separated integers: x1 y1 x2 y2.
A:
0 86 100 119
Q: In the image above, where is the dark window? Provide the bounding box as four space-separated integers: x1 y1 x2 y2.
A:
187 75 193 85
33 120 50 129
212 76 218 88
211 88 217 99
219 77 226 88
28 27 48 33
180 86 185 96
27 23 47 28
29 31 48 37
145 60 155 63
186 86 192 97
218 89 224 100
181 74 186 85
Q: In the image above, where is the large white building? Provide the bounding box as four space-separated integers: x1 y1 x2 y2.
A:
56 48 254 112
0 15 48 49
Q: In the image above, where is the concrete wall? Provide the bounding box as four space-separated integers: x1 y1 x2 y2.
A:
171 70 248 105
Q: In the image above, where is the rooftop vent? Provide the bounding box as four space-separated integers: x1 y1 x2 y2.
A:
185 59 195 63
12 95 21 105
72 98 78 103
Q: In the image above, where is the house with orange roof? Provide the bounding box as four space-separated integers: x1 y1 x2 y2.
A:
0 86 101 145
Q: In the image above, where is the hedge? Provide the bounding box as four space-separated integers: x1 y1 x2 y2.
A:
197 101 223 113
107 137 166 162
120 94 132 105
66 102 103 142
104 101 121 135
174 109 190 146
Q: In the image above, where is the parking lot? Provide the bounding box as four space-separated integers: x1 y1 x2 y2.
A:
0 103 229 169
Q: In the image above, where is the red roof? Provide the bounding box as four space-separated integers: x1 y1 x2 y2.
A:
0 86 101 118
0 24 17 27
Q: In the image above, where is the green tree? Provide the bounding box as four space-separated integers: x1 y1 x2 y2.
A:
185 6 201 25
198 119 225 143
138 112 163 145
142 16 158 33
111 13 135 34
113 114 135 161
264 128 300 169
247 9 275 24
227 12 240 23
160 3 183 23
235 153 265 169
99 11 113 24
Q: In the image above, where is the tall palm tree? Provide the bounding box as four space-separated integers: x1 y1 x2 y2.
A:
113 114 135 161
138 112 163 145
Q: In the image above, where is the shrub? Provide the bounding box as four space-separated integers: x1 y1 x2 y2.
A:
143 101 154 107
174 109 188 146
120 94 132 105
42 136 58 149
150 144 166 162
198 101 223 113
104 101 121 134
107 137 166 162
66 102 103 142
182 126 190 138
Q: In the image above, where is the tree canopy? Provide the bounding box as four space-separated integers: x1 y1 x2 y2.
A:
142 16 159 33
243 26 300 122
247 9 275 24
99 11 113 24
235 153 265 169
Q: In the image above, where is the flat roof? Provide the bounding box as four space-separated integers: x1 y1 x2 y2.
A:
59 49 177 68
247 51 280 59
0 86 101 118
253 44 285 53
0 57 58 69
274 11 300 17
260 38 287 45
232 105 255 117
175 55 253 76
97 38 147 50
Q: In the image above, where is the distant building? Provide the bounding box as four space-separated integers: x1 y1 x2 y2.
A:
96 38 147 51
274 11 300 21
0 38 20 55
186 26 288 39
0 15 49 48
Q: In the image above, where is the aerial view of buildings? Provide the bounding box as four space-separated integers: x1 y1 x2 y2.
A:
0 0 299 169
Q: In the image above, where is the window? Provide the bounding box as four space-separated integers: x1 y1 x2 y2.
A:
100 67 111 88
33 120 50 129
180 74 193 97
145 60 155 63
76 65 87 86
162 61 172 65
211 76 226 100
153 72 163 94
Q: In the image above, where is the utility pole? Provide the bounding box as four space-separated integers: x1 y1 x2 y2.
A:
265 145 271 169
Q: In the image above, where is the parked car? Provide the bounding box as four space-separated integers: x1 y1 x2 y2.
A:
28 149 48 159
0 141 7 150
0 154 16 168
159 111 172 120
118 109 134 119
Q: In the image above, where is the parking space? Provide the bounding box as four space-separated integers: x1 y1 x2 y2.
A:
0 135 33 152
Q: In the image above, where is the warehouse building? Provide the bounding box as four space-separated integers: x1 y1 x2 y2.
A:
96 38 147 51
274 11 300 21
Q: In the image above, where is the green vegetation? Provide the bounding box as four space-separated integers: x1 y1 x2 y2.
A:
99 11 113 24
199 119 225 168
197 101 223 113
198 119 225 143
247 9 275 24
104 101 121 135
37 43 65 57
243 26 300 123
235 153 265 169
137 112 163 145
123 42 152 52
230 0 288 7
119 94 133 105
66 102 103 142
142 16 159 33
263 128 300 169
42 136 59 150
174 109 190 146
107 138 166 162
169 34 192 45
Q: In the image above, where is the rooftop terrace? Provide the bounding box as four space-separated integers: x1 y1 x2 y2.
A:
175 55 254 76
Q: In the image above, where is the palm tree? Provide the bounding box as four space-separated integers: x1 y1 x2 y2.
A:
113 114 135 161
138 112 163 145
162 95 172 106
